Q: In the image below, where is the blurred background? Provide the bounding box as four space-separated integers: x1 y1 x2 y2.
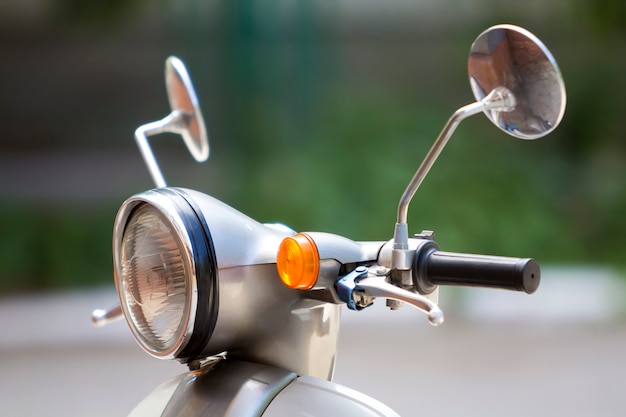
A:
2 0 626 291
1 0 626 416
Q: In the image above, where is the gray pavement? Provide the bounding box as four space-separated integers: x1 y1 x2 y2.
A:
1 267 626 416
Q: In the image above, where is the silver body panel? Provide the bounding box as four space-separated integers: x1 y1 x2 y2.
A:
181 188 291 269
263 376 401 417
178 188 400 378
180 188 344 378
210 264 341 379
129 361 400 417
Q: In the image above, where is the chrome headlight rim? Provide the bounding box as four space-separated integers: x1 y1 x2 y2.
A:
113 188 219 362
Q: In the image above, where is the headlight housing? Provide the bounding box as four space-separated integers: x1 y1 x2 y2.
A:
113 188 218 362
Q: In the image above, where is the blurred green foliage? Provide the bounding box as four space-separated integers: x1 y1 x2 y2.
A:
1 0 626 292
0 205 115 291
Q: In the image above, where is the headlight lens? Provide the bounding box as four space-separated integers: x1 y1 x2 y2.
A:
119 204 191 355
114 189 219 362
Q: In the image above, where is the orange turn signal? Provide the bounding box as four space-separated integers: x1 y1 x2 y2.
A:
276 233 320 290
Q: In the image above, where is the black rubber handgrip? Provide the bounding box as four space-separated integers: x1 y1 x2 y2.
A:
424 251 540 294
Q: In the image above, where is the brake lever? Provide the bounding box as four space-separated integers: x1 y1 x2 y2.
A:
337 266 444 326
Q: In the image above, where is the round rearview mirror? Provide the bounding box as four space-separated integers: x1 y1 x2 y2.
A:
468 24 566 139
165 56 209 161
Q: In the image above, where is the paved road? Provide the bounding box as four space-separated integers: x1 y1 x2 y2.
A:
1 270 625 416
338 311 626 417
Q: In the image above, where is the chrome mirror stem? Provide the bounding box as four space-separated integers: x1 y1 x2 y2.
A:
135 110 188 188
392 87 515 263
396 87 515 226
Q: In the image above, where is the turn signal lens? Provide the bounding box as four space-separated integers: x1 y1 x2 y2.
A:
277 233 320 289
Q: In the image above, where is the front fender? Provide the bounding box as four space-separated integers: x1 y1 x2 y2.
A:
128 373 184 417
262 376 400 417
128 360 400 417
128 360 296 417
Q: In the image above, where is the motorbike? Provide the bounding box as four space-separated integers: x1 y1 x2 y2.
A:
92 24 566 416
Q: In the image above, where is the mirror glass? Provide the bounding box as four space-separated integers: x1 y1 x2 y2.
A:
165 57 209 161
468 24 566 139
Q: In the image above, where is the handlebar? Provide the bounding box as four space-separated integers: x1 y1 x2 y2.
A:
415 247 540 294
335 242 540 326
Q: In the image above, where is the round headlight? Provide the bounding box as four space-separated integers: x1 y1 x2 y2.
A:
120 204 192 355
113 189 218 361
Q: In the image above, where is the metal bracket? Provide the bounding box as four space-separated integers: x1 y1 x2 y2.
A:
336 266 370 311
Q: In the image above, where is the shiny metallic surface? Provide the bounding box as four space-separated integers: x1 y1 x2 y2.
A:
395 95 509 228
90 303 123 327
134 57 209 188
127 374 184 417
356 274 444 326
129 362 402 417
263 376 401 417
164 57 209 162
113 191 200 359
392 26 565 261
392 91 518 265
158 361 296 417
181 188 292 269
297 233 383 304
308 258 344 304
304 232 383 264
115 188 342 378
379 238 440 305
203 264 341 379
469 24 566 139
